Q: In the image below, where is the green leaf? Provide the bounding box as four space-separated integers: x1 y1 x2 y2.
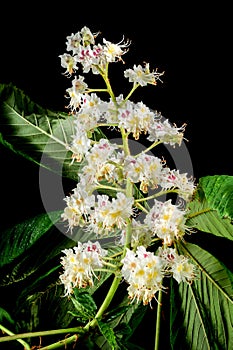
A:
124 302 147 340
97 319 119 350
0 211 62 269
187 176 233 240
108 298 147 339
95 294 147 349
70 291 97 323
105 305 132 322
0 307 14 324
117 342 144 350
15 284 78 333
199 175 233 220
73 289 97 314
0 83 97 180
0 211 76 286
170 242 233 350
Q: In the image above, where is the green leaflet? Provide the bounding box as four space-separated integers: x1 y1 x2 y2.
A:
199 175 233 220
15 284 79 334
0 83 105 181
170 242 233 350
93 292 147 349
0 212 75 287
187 175 233 240
70 291 97 323
97 319 119 350
0 307 14 324
0 211 62 269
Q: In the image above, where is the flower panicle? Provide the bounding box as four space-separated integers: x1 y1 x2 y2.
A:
58 25 198 305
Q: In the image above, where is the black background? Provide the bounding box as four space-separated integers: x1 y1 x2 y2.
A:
0 3 232 349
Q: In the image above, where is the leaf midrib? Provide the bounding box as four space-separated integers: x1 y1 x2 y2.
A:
5 103 68 148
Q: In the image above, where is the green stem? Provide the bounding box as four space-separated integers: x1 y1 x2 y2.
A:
101 260 118 268
135 202 149 214
100 64 116 102
96 122 119 128
87 88 108 93
186 207 211 219
135 189 179 203
0 324 31 349
94 268 116 274
95 184 126 193
0 327 84 343
103 250 124 259
121 128 130 156
40 334 78 349
135 140 162 157
154 288 163 350
84 274 121 330
124 83 140 101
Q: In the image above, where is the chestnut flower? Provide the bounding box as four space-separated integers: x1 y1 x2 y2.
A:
121 246 165 306
124 63 164 86
59 26 198 304
144 199 188 245
59 241 108 296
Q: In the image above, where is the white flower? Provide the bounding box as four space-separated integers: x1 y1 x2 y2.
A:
121 246 165 305
124 63 164 86
66 32 82 54
59 241 107 296
69 126 92 162
123 155 146 183
148 118 186 146
157 246 197 283
86 138 117 165
102 36 131 63
170 254 197 284
91 192 134 235
123 153 163 191
118 100 154 139
65 76 88 112
59 53 79 77
65 27 98 54
80 26 97 46
61 181 95 231
160 168 196 201
144 199 187 245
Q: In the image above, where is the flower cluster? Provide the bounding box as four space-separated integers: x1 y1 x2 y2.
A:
121 246 197 305
144 199 188 245
59 26 197 305
60 241 107 296
61 179 134 235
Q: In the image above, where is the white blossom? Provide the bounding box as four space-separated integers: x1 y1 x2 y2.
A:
102 36 131 63
124 63 164 86
118 100 154 139
59 26 198 304
123 153 163 191
59 53 79 77
160 168 196 201
89 192 134 235
144 199 187 245
59 241 107 296
121 246 165 305
148 118 186 146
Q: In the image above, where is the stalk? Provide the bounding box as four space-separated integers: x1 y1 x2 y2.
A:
84 274 121 330
0 327 85 343
0 324 31 350
154 288 163 350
